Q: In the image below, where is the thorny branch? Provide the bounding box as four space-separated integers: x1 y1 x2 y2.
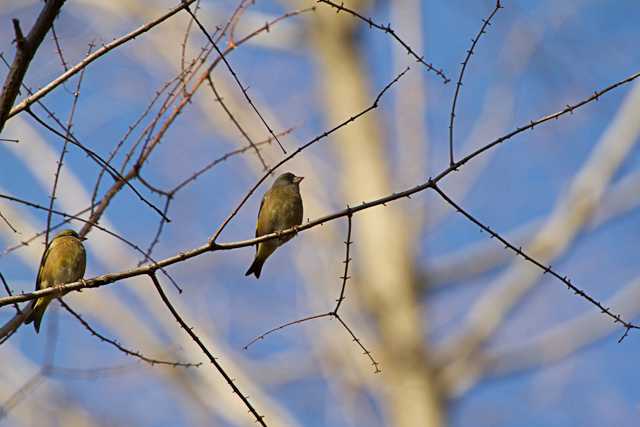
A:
243 214 381 372
45 44 91 246
138 130 293 265
317 0 449 83
1 69 639 331
182 0 290 154
430 183 640 341
60 300 201 368
25 108 171 221
1 2 639 424
6 0 198 120
148 272 268 426
448 1 502 165
206 75 269 171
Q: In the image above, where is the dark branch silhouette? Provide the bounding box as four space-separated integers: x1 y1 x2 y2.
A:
448 1 502 165
0 0 66 131
243 214 381 372
148 272 268 426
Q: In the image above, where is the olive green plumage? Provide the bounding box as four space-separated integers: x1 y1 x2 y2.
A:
245 172 304 279
24 229 86 333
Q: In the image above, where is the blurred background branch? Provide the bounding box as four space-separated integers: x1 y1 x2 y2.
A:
1 1 640 426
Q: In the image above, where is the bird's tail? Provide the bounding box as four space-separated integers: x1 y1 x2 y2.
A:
24 298 49 334
245 257 265 279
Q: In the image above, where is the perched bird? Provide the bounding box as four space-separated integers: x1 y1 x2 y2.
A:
25 229 87 333
245 172 304 278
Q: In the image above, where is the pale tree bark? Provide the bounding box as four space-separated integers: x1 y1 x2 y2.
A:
304 2 444 426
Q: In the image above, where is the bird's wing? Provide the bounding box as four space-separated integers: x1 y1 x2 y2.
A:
35 242 53 291
255 193 268 238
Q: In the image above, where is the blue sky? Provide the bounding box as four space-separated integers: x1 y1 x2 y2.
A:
1 1 640 426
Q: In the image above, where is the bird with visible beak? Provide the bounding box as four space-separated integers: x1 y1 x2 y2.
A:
246 172 304 278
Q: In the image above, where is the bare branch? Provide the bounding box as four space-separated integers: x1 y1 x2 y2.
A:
60 300 201 368
45 44 91 246
444 70 640 177
243 214 379 371
182 1 289 153
210 67 410 243
0 210 19 234
0 272 20 314
431 183 638 336
148 272 267 426
7 0 198 120
0 0 66 131
206 75 269 171
448 1 502 165
1 69 637 340
317 0 449 83
25 108 170 222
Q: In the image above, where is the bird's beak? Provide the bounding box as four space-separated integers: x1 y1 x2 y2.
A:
80 236 88 241
294 176 304 184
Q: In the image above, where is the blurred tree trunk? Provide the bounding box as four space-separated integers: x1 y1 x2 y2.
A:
306 2 444 426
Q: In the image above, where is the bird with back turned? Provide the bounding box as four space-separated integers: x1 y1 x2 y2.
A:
24 229 87 333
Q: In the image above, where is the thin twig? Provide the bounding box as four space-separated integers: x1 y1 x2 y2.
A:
0 272 21 314
182 1 288 153
91 72 183 214
45 44 92 246
138 197 171 265
243 215 381 372
25 108 171 222
0 210 19 234
171 130 290 194
7 0 198 119
2 69 637 337
50 23 69 71
0 193 182 293
317 0 449 83
210 67 410 243
0 204 95 258
228 0 255 47
448 1 502 166
430 183 639 340
243 312 331 349
180 0 200 84
334 213 353 313
148 272 267 426
60 300 201 368
207 75 269 171
444 70 640 177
